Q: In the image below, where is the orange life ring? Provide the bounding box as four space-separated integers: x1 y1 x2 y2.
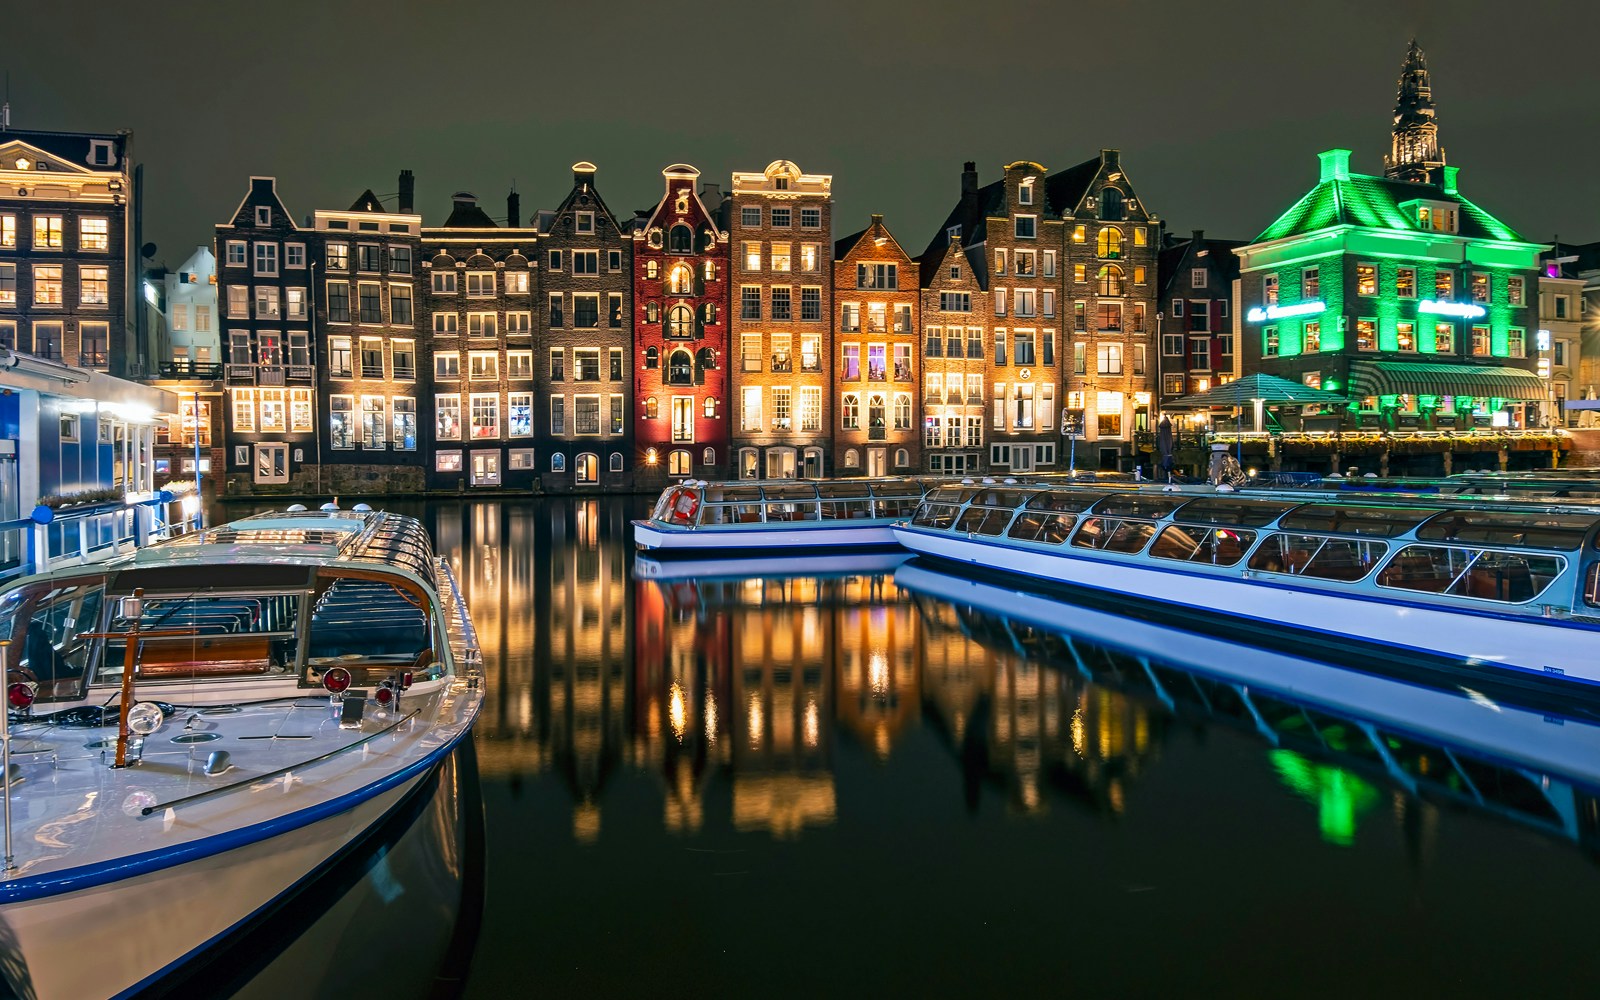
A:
670 487 700 523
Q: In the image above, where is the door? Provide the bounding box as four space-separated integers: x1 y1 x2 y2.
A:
471 450 501 487
671 397 695 443
253 443 288 484
867 448 887 477
575 453 598 485
1012 446 1034 473
765 448 796 479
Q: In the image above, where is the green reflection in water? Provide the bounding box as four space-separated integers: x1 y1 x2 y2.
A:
1269 749 1381 846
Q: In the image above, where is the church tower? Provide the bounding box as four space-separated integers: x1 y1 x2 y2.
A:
1383 39 1447 184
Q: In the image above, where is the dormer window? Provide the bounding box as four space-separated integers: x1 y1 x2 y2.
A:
576 212 594 234
254 206 271 227
1019 178 1034 206
1406 199 1458 234
774 177 789 191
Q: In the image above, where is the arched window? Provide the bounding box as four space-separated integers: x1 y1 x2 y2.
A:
703 396 718 418
667 304 694 338
843 448 860 468
669 225 692 253
696 347 716 372
802 447 823 478
575 453 599 485
1099 187 1125 221
644 346 659 369
609 452 624 472
739 447 759 480
894 448 910 467
644 396 659 419
1096 226 1123 259
841 392 861 430
551 452 567 473
701 447 715 467
646 260 659 279
867 393 886 429
893 392 912 429
668 264 694 294
702 302 718 325
669 449 691 475
646 302 660 323
1098 264 1125 297
667 349 693 385
703 260 717 281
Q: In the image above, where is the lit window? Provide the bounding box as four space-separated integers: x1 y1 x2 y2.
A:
79 218 109 252
32 265 63 305
1357 263 1377 296
79 266 109 306
33 216 63 249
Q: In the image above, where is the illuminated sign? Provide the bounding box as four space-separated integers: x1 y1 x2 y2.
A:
1536 329 1552 351
1245 300 1325 322
1418 299 1487 320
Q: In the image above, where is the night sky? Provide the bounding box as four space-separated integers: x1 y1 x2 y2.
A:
4 0 1597 267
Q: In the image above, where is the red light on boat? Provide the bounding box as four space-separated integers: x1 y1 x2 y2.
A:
322 667 353 694
400 671 413 690
375 683 394 706
8 681 36 709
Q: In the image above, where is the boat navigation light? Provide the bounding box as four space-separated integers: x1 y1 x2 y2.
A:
400 671 414 690
320 502 339 512
375 681 395 706
322 666 353 695
7 681 35 710
126 702 165 736
352 503 373 512
119 595 143 622
286 504 307 512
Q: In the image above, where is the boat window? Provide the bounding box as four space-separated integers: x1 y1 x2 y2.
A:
651 488 677 520
1172 497 1296 528
1025 490 1111 513
1090 495 1188 520
95 589 303 685
1071 517 1158 554
873 496 921 519
1378 545 1563 603
911 502 961 530
868 481 922 500
0 576 107 700
764 501 819 523
1276 504 1433 538
970 488 1036 509
1247 533 1387 581
1150 524 1257 566
700 486 764 504
926 485 982 505
820 481 874 499
957 506 1015 536
1417 510 1597 551
761 484 820 501
1007 511 1077 544
699 502 764 526
821 499 874 520
305 575 431 686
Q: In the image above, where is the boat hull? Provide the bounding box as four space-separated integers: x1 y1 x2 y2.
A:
632 519 900 551
891 525 1600 690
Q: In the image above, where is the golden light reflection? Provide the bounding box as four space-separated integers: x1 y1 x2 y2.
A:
868 651 888 697
704 692 718 745
803 699 819 748
669 681 687 744
1070 707 1086 758
748 694 764 749
574 802 601 844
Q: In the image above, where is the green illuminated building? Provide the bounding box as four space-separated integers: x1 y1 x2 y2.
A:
1235 41 1548 430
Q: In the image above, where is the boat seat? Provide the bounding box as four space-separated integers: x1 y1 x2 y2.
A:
1464 564 1535 602
134 635 275 677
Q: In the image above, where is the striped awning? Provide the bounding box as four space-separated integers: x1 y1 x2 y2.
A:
1347 360 1547 400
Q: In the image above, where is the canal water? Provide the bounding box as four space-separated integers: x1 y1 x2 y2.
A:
232 497 1600 998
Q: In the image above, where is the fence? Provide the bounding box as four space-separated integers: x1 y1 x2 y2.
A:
0 492 196 583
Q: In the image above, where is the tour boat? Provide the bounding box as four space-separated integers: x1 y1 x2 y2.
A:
634 550 911 582
632 477 943 552
898 563 1600 844
0 507 483 1000
891 484 1600 694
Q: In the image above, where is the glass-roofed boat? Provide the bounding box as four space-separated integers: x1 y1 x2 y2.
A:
892 484 1600 694
0 507 483 999
633 477 944 551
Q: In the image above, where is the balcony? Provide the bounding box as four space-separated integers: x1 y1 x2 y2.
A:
225 364 256 383
868 425 886 440
289 364 315 381
257 366 286 386
360 364 384 380
159 360 224 379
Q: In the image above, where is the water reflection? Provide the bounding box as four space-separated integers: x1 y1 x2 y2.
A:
432 497 1600 866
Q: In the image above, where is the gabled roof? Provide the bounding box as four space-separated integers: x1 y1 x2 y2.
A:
834 228 868 260
1042 156 1101 217
545 164 623 236
1158 233 1247 300
1255 166 1523 244
920 178 1004 263
0 128 128 173
441 196 498 229
916 237 987 291
349 189 386 213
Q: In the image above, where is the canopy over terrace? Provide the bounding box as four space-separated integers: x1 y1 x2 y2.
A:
1167 372 1350 410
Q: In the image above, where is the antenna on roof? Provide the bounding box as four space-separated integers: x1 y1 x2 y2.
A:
2 71 11 131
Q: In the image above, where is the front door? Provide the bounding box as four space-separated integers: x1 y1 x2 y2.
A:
575 452 598 485
1012 446 1034 473
766 448 796 479
471 450 501 487
253 443 288 484
867 447 887 477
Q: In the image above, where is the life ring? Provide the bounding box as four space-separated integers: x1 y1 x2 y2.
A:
670 487 700 524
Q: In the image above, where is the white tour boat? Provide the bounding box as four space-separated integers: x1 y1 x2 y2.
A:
0 507 483 1000
633 477 941 552
892 484 1600 694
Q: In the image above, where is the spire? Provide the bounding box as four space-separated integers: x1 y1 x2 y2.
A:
1383 38 1446 184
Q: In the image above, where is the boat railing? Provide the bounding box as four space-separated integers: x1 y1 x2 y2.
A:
0 493 182 582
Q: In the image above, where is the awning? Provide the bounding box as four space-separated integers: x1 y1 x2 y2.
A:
1347 360 1547 400
1167 372 1348 408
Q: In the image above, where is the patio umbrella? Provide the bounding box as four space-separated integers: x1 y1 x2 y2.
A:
1156 413 1175 482
1167 372 1349 409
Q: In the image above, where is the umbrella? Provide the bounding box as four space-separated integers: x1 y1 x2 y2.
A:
1156 414 1175 481
1166 372 1349 409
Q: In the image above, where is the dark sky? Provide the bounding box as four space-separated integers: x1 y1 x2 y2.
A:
4 0 1597 268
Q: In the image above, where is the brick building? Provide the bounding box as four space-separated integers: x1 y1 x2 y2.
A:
1157 229 1243 404
917 231 990 475
1051 150 1160 471
215 177 321 493
834 214 918 475
631 164 730 487
0 128 136 376
422 190 537 490
535 162 632 491
728 160 833 479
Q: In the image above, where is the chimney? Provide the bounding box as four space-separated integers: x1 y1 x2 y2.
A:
573 161 597 187
701 182 722 204
507 189 521 227
397 169 414 213
871 213 884 227
960 161 978 198
1318 149 1352 183
1441 165 1460 195
1192 229 1204 243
